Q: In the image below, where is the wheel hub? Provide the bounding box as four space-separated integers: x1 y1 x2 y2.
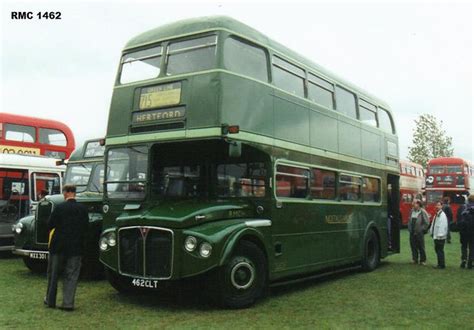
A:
230 261 255 290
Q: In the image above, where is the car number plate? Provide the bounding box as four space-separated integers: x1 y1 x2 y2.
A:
29 252 48 260
131 278 159 289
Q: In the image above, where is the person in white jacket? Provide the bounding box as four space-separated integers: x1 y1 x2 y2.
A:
430 201 449 269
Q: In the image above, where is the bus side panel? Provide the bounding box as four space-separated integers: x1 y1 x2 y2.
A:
219 73 274 137
273 90 310 146
187 73 220 129
309 106 338 153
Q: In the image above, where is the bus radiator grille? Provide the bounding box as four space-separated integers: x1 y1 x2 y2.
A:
119 227 172 279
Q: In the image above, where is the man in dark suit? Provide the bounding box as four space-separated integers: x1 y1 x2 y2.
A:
44 185 89 311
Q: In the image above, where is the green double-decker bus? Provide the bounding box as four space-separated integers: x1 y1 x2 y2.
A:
99 16 400 308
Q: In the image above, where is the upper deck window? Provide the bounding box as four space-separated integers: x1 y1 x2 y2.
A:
272 56 305 98
4 124 35 143
223 37 268 82
308 73 334 109
120 46 162 84
335 86 357 119
84 141 105 158
39 128 67 146
166 35 217 76
358 99 377 127
378 108 395 134
446 165 462 174
429 165 445 174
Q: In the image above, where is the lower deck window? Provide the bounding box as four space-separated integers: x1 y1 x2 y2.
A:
310 169 336 200
362 177 381 202
276 165 309 198
339 174 361 201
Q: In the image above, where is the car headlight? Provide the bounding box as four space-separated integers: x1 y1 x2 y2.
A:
199 242 212 258
13 223 24 234
107 232 116 247
184 236 197 252
99 236 109 251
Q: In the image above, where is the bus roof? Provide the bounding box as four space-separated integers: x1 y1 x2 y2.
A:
124 16 390 109
0 153 66 172
0 113 75 142
428 157 472 166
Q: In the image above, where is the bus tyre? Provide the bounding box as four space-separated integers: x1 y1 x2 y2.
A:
214 240 267 309
362 230 380 272
105 268 134 294
23 257 47 273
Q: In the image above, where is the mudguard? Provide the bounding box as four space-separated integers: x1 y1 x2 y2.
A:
219 225 268 266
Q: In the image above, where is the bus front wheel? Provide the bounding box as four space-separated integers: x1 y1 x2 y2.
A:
361 230 380 272
213 240 267 308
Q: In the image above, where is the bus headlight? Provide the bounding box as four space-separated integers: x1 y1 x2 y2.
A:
13 223 23 234
100 231 117 251
99 237 109 251
184 236 197 252
199 242 212 258
107 232 116 247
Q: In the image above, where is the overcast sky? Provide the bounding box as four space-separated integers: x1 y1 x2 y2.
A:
1 0 473 162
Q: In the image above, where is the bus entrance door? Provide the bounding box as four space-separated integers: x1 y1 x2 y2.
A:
387 174 400 253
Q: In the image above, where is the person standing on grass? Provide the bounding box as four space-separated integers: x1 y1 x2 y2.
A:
458 195 474 269
430 201 449 269
44 185 89 311
442 196 453 244
408 199 430 265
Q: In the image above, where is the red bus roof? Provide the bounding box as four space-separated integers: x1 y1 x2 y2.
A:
0 113 75 159
0 113 74 140
428 157 472 166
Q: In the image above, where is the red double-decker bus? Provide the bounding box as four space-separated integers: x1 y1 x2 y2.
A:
399 160 424 225
425 157 474 219
0 113 75 159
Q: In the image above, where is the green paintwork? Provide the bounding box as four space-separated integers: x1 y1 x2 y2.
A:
101 17 400 288
115 200 253 228
107 17 398 169
123 16 388 108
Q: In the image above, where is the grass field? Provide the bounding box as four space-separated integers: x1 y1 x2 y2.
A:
1 229 473 329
